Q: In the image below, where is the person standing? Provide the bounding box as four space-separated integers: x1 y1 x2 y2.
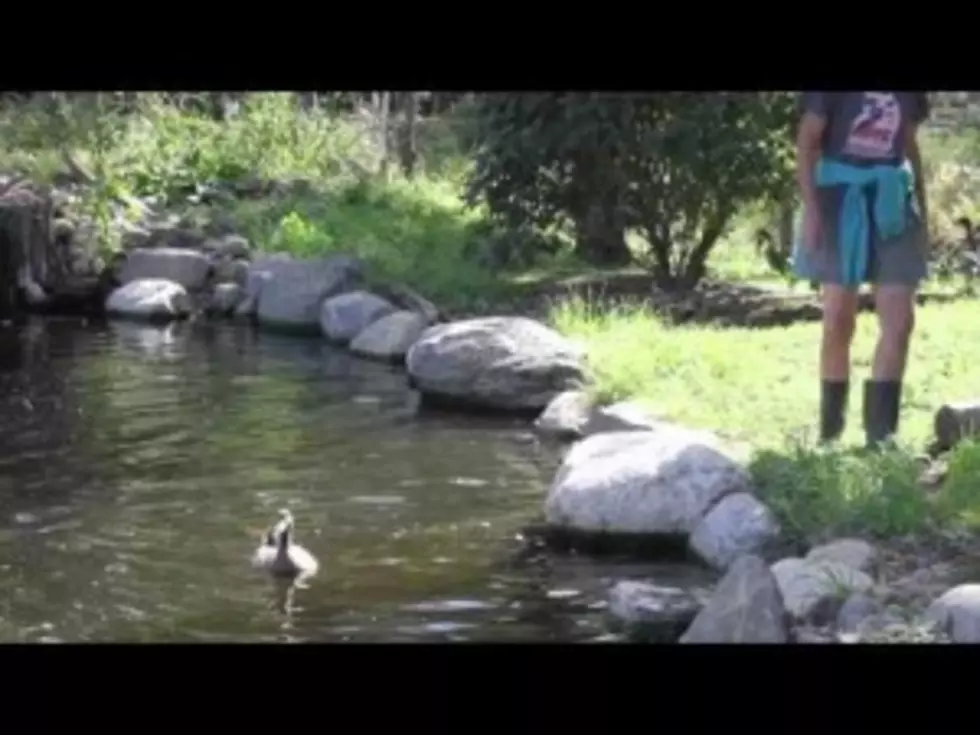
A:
793 92 931 447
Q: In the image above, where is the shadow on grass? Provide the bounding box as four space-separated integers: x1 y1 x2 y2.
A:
749 438 980 545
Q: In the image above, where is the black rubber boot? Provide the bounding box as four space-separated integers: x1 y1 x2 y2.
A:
863 379 902 448
819 380 849 443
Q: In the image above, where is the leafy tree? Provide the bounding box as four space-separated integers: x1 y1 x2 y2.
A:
467 92 798 287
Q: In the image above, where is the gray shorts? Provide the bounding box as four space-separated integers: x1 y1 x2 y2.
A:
795 185 929 288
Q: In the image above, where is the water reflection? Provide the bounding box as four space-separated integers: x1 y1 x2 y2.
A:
0 317 714 642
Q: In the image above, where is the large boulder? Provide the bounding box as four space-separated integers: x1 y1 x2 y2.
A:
406 317 587 411
105 279 191 322
320 290 396 344
118 247 212 291
349 310 428 363
924 584 980 643
249 254 364 333
544 426 753 537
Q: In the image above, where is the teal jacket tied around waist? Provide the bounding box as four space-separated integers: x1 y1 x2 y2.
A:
792 157 915 285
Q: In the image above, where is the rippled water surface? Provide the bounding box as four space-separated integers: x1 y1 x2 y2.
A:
0 318 711 643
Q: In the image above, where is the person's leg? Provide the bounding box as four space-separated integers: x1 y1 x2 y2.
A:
865 201 928 447
820 285 860 441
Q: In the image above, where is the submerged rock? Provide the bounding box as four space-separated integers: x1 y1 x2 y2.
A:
320 290 396 344
406 316 587 411
105 279 191 321
544 426 753 537
680 555 789 643
607 580 704 642
349 310 428 362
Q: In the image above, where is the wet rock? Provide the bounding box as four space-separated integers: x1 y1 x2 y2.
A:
320 290 397 344
544 426 753 536
534 390 596 440
202 234 251 260
689 492 781 571
105 279 191 321
581 401 666 438
924 584 980 643
680 555 789 643
253 254 364 333
805 538 878 577
349 310 428 363
207 283 244 316
406 317 587 412
213 257 249 286
771 557 874 623
119 247 212 291
607 581 703 642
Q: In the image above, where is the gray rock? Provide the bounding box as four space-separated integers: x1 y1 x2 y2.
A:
253 254 364 333
118 247 212 291
581 401 666 437
213 257 250 286
406 317 588 411
835 593 884 634
924 584 980 643
202 234 251 260
105 279 191 321
805 538 878 577
372 282 441 324
349 310 428 362
320 290 397 344
689 492 781 571
207 283 245 316
534 390 596 440
680 555 789 643
771 557 874 623
607 581 704 642
544 426 753 535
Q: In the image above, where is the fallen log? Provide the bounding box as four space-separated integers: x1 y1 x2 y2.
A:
934 401 980 452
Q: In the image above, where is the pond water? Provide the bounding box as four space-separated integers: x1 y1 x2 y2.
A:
0 317 712 643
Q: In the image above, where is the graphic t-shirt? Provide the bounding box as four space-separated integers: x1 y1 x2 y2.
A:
801 92 930 166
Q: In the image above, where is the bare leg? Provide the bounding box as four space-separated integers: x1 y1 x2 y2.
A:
818 285 859 441
821 285 859 380
871 284 916 380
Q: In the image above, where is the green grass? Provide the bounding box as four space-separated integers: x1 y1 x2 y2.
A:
549 292 980 542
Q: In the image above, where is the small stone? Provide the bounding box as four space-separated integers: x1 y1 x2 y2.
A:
680 555 789 644
689 492 781 571
533 390 596 440
924 584 980 643
771 557 874 623
805 538 878 577
835 593 883 634
607 581 703 643
580 401 666 438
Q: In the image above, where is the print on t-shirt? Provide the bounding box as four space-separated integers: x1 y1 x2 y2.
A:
842 92 902 160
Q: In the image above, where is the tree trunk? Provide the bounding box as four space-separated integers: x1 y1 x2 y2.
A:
372 91 392 177
574 202 632 266
398 92 420 178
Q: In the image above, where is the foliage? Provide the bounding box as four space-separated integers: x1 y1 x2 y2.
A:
467 92 798 287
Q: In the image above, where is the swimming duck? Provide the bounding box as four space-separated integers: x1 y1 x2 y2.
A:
251 509 319 579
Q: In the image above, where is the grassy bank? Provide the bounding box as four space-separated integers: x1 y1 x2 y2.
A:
550 293 980 541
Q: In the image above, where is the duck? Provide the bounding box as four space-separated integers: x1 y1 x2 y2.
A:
251 509 319 580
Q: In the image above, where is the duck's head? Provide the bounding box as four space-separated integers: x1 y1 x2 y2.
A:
269 509 295 550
